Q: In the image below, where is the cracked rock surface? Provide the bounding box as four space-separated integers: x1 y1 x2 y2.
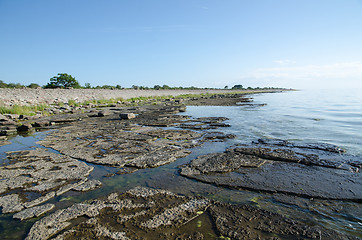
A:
37 105 233 169
26 187 352 240
180 139 362 200
0 148 97 214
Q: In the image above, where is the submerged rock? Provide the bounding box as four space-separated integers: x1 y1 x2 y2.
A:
25 187 352 240
180 141 362 201
0 138 11 146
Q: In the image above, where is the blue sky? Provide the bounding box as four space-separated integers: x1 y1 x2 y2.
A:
1 0 361 89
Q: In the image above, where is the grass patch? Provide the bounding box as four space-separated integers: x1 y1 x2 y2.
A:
0 104 49 116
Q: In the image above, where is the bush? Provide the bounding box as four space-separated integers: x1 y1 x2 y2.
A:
28 83 41 88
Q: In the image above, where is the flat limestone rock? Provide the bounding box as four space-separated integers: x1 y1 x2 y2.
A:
0 148 94 213
26 187 351 240
36 104 233 172
208 202 344 240
0 194 24 213
26 187 211 240
37 121 204 170
13 203 55 220
72 179 102 191
180 143 362 200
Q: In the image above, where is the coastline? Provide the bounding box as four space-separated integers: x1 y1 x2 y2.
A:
0 88 287 106
1 91 359 239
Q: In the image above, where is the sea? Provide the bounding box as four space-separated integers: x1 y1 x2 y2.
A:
183 88 362 157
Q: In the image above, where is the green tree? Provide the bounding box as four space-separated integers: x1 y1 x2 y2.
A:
231 84 243 90
45 73 81 89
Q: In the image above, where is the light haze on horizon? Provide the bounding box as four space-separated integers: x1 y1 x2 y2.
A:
0 0 361 90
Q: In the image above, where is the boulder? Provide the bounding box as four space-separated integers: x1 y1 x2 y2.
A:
17 123 33 132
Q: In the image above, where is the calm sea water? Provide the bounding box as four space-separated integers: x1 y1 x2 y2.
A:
183 88 362 157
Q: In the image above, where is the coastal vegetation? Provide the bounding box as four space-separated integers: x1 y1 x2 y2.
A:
0 90 273 116
0 73 282 90
0 103 49 116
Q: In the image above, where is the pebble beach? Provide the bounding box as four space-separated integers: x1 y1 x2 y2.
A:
0 88 256 106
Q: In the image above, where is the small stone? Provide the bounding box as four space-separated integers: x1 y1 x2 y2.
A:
119 113 136 119
98 110 111 117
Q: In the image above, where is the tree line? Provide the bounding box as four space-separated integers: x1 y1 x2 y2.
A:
0 73 281 90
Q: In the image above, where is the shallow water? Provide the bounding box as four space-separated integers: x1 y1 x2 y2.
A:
0 89 361 239
181 88 362 156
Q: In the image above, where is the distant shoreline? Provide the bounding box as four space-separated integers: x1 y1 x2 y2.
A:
0 88 288 107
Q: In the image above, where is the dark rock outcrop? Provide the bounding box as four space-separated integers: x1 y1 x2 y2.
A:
180 140 362 201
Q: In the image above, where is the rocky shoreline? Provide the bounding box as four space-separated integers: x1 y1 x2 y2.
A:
0 88 280 106
0 92 361 239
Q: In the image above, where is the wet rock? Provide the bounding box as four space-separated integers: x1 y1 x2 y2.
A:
180 142 362 200
255 138 346 153
72 179 102 191
202 132 236 141
13 203 55 220
116 167 138 175
208 202 342 240
17 123 33 132
209 122 231 127
26 187 211 240
37 112 206 170
238 140 357 170
24 192 57 209
0 148 94 213
0 138 11 146
125 147 191 168
0 194 24 213
179 117 231 130
32 121 51 128
0 126 17 136
119 113 135 119
26 187 351 240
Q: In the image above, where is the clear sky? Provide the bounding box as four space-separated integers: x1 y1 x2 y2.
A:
1 0 361 89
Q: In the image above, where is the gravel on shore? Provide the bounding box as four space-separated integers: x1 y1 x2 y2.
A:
0 88 275 106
